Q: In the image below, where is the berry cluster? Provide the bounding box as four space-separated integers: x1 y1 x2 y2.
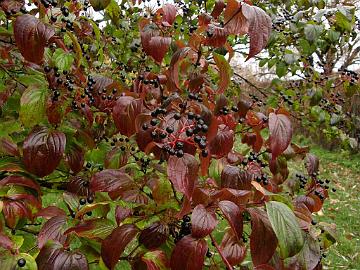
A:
171 215 192 243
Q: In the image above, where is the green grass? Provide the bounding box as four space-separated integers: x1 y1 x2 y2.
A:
290 145 360 269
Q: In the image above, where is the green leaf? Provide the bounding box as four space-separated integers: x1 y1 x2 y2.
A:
53 48 74 71
304 24 323 42
335 10 353 32
266 201 304 259
276 61 287 78
19 84 48 127
0 252 37 270
106 0 121 25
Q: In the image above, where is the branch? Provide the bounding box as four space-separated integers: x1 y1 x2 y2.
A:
233 72 268 97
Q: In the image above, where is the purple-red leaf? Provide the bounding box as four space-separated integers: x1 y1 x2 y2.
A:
209 124 234 158
90 169 134 193
113 96 143 137
115 206 132 225
148 36 172 63
23 126 66 177
161 4 177 25
220 230 247 266
0 137 19 156
139 222 169 249
213 52 232 94
36 242 89 270
65 218 115 240
269 112 292 160
241 3 272 60
211 0 226 19
101 224 139 270
0 175 40 193
170 235 208 270
218 200 243 240
221 165 253 190
248 208 278 266
35 206 67 219
14 15 55 64
38 216 67 249
191 204 218 238
305 153 319 176
167 153 199 199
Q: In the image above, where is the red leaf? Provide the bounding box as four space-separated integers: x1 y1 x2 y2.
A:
115 206 132 225
241 3 272 59
36 242 89 270
65 144 85 174
161 4 177 25
139 222 169 249
211 0 226 19
66 176 90 197
139 250 169 270
64 218 114 240
169 47 193 90
269 112 292 160
3 200 32 228
0 231 13 251
204 25 227 48
248 208 278 266
0 175 40 193
148 36 172 63
218 200 243 240
38 216 67 249
305 153 319 176
35 206 67 219
113 96 143 137
220 230 247 266
101 224 139 270
90 169 134 193
23 126 66 177
167 153 199 199
209 124 234 158
191 204 218 238
221 165 252 190
14 15 55 64
224 0 249 35
170 235 208 270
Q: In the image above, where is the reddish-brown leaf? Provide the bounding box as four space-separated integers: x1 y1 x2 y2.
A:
139 222 169 249
204 25 227 48
209 124 234 158
220 230 247 266
38 216 67 249
161 4 177 25
305 153 319 176
170 235 208 270
113 96 143 137
90 169 134 193
269 112 292 160
224 0 249 35
169 47 193 90
65 218 114 240
211 0 226 19
3 200 32 228
101 224 139 270
241 3 272 59
191 204 218 238
167 153 199 199
218 200 243 240
14 15 55 64
36 242 89 270
115 206 132 225
221 165 252 190
248 208 278 266
0 175 40 193
35 206 67 219
213 52 232 94
66 176 90 197
148 36 172 63
23 126 66 177
65 144 85 174
0 137 19 156
0 0 24 13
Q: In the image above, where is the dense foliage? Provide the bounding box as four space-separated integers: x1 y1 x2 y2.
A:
0 0 349 269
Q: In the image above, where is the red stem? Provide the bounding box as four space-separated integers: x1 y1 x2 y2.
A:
210 234 233 270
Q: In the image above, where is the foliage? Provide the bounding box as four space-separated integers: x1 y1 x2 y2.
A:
0 0 341 270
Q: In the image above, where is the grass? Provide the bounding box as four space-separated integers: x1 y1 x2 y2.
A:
289 144 360 269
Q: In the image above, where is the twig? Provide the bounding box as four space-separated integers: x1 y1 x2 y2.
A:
233 72 268 97
210 234 233 270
